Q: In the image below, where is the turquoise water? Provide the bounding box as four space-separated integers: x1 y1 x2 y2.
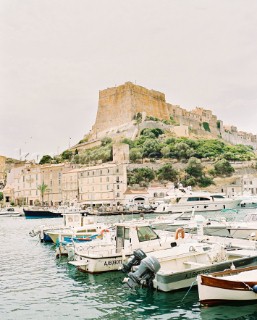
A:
1 212 257 320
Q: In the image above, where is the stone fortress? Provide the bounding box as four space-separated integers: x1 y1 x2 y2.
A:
72 82 257 152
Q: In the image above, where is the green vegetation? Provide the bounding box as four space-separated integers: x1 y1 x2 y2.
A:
122 136 256 163
182 157 214 187
74 138 113 165
128 167 155 187
39 155 53 164
212 159 235 176
61 150 73 161
0 192 3 201
37 182 48 205
157 163 179 183
202 122 211 132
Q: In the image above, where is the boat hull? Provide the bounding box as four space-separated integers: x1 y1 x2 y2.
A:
153 255 257 292
198 266 257 306
24 209 62 218
70 253 126 273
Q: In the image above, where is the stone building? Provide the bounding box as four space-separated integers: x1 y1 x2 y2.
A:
62 168 80 204
90 82 171 139
40 163 76 206
0 155 6 189
83 82 257 150
78 162 127 207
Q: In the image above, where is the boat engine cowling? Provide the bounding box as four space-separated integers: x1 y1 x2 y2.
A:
124 256 161 289
121 249 147 273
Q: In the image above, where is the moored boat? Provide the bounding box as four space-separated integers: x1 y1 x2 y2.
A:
122 243 257 292
0 207 23 217
24 207 63 218
155 192 241 214
197 265 257 306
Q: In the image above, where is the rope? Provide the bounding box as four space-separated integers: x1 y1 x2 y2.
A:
181 280 197 303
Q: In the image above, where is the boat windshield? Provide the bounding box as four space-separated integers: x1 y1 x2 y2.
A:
187 197 210 202
212 195 225 199
137 226 159 242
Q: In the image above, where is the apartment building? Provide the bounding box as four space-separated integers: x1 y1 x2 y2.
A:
78 162 127 206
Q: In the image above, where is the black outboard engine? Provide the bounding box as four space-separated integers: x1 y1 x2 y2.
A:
121 249 147 273
124 256 161 289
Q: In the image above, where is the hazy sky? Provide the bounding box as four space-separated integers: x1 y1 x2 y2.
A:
1 0 257 161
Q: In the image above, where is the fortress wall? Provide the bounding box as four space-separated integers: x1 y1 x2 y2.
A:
87 82 257 150
91 82 170 137
221 131 257 149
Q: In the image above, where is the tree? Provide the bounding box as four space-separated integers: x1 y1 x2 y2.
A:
173 142 194 160
0 192 3 201
185 157 204 178
129 148 143 162
214 159 235 176
39 155 52 164
61 150 73 161
142 139 161 157
37 182 48 205
157 164 178 183
127 168 155 186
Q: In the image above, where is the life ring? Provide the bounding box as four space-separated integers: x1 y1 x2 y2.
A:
175 228 185 240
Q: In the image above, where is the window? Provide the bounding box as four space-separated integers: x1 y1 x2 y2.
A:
137 226 159 242
124 228 130 240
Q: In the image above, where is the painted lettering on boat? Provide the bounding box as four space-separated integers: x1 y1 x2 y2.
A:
104 259 122 266
185 268 211 279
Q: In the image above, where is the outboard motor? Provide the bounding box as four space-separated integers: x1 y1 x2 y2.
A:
121 249 147 273
124 256 161 289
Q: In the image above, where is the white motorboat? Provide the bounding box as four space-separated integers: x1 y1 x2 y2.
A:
152 211 231 238
45 219 109 244
69 220 187 273
29 213 95 242
198 210 257 240
197 265 257 306
0 207 23 217
155 192 241 214
123 242 257 292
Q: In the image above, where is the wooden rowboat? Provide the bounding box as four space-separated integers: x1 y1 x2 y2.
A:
197 265 257 306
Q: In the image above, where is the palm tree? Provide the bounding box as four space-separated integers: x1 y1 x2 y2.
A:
37 182 48 206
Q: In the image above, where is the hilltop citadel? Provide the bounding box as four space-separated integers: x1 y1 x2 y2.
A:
73 82 257 152
1 82 257 207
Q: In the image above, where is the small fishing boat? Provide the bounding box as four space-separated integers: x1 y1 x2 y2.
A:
45 221 109 244
197 265 257 306
29 213 93 242
0 207 23 217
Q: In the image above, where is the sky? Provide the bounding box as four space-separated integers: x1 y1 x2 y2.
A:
1 0 257 161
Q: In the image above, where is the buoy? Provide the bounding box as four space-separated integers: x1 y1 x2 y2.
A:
252 285 257 293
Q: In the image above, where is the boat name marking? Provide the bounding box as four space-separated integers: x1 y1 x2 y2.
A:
185 268 211 279
104 259 122 266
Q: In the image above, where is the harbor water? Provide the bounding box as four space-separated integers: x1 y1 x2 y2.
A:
1 211 257 320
